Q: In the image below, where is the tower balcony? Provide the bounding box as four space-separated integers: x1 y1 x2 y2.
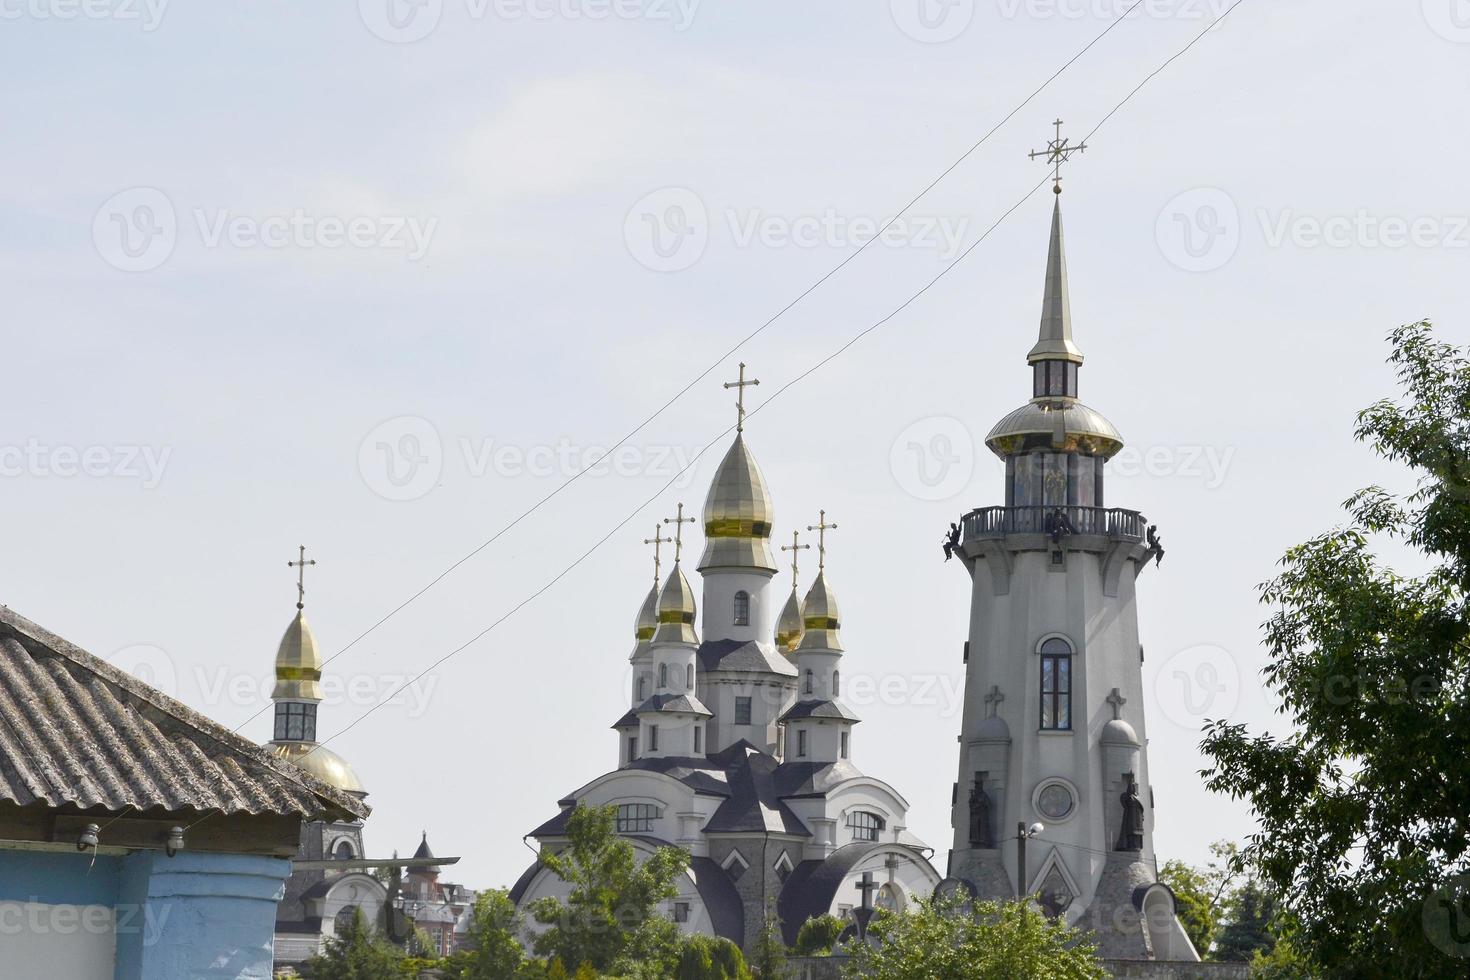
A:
962 505 1146 544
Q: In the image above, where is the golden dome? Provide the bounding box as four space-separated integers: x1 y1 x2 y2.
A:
634 584 659 644
797 571 842 652
652 565 699 645
775 589 804 656
270 740 366 795
272 610 323 701
984 400 1123 460
698 434 777 573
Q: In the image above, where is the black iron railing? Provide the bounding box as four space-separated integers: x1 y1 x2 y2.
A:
962 505 1147 542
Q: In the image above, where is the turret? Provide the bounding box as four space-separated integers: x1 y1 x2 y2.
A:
779 519 858 765
636 564 712 760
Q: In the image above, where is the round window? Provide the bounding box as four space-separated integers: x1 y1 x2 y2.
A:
1037 783 1075 820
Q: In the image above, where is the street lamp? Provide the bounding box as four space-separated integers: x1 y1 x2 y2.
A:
1016 822 1044 898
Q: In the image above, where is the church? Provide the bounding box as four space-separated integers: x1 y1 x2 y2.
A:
511 396 943 950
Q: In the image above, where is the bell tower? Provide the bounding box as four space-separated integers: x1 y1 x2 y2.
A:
945 131 1197 962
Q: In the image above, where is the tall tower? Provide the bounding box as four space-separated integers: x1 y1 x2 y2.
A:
946 158 1196 960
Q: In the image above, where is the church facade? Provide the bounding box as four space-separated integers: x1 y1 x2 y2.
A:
511 417 942 951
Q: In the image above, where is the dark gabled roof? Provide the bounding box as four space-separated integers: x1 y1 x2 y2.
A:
776 842 888 946
0 605 366 821
697 638 797 677
773 759 865 798
411 832 435 862
529 806 574 838
778 699 861 724
689 856 745 947
635 693 713 718
703 743 809 837
611 709 639 730
508 859 543 904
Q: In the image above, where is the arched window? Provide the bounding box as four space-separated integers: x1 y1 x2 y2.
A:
833 670 841 697
659 664 668 689
846 810 885 842
686 664 694 690
1039 637 1073 731
334 839 355 860
733 591 750 626
804 669 814 695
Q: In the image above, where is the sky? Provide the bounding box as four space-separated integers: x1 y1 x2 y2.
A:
1 0 1467 890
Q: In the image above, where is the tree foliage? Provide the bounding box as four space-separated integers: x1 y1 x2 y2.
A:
842 896 1106 980
1201 321 1470 976
1214 877 1277 964
747 899 787 979
792 914 845 956
527 804 688 973
298 907 407 980
675 934 752 979
442 889 533 979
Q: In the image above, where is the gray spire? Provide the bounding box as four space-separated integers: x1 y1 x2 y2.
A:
1027 197 1084 365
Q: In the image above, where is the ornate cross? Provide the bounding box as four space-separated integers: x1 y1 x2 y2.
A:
643 525 672 588
664 503 696 563
1106 687 1128 721
807 510 838 571
288 545 316 611
855 871 879 910
984 685 1006 718
780 530 810 589
724 362 760 432
1029 118 1087 195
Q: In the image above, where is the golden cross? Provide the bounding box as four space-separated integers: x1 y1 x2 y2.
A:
806 510 838 571
780 530 810 589
723 362 761 433
663 503 697 563
643 525 672 588
287 545 316 610
1029 118 1087 195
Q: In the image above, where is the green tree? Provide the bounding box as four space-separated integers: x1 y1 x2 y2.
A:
676 934 751 979
1201 321 1470 977
792 914 845 956
442 889 529 979
527 805 688 972
1159 859 1215 957
1213 877 1277 963
747 898 787 979
299 907 406 980
842 896 1106 979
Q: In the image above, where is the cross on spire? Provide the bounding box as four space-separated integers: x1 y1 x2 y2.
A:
855 871 880 910
663 503 696 563
1029 118 1087 195
780 530 810 590
1106 687 1128 721
643 525 672 588
807 510 838 571
287 545 316 611
724 362 760 433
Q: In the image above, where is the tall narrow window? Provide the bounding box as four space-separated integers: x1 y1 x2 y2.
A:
840 731 850 759
649 725 660 751
833 670 841 697
628 737 638 761
693 726 702 754
735 697 753 725
637 677 647 700
659 664 668 689
797 729 808 758
733 591 750 626
1039 637 1073 731
804 669 814 695
686 664 694 690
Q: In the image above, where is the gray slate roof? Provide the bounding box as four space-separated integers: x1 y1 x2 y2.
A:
0 605 367 820
636 693 714 717
776 842 889 946
778 699 862 724
697 639 797 676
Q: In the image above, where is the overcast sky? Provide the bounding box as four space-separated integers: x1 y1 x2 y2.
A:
2 1 1467 888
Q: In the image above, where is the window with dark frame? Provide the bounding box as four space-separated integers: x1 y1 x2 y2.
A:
616 803 660 833
674 902 690 923
1039 637 1073 730
847 810 885 842
649 725 660 751
797 729 808 758
733 590 750 626
273 702 317 742
734 697 753 725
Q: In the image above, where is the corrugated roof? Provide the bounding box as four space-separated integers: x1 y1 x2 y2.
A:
0 605 367 821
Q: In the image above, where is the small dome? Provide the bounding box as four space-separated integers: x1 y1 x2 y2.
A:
270 740 366 795
652 565 699 645
985 400 1123 460
974 715 1012 742
272 610 323 701
698 434 777 572
774 589 804 655
797 571 842 652
1101 718 1140 746
634 584 658 644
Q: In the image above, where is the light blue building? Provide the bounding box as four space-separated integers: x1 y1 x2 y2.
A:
0 605 369 979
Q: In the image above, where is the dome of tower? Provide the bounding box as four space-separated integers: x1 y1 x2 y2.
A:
272 610 324 701
652 565 699 645
698 434 778 572
634 584 658 644
797 571 842 652
774 589 804 655
270 740 366 795
985 400 1123 460
1100 718 1140 746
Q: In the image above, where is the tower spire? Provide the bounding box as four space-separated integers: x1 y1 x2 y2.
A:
1028 195 1084 366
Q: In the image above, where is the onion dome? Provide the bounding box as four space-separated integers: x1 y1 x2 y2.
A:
775 589 804 655
698 434 777 573
269 741 366 795
652 565 699 645
797 571 842 652
634 584 659 645
985 400 1123 459
271 610 323 701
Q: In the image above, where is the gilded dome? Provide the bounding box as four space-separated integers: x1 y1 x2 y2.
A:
272 610 323 701
652 565 699 645
698 435 777 573
984 400 1123 460
270 740 366 795
634 584 658 644
797 571 842 652
774 589 804 656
